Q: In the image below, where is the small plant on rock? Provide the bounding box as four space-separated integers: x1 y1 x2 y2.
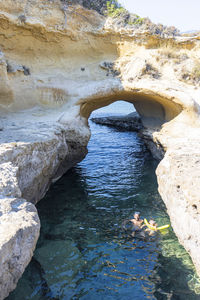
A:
141 63 161 79
106 0 127 18
181 61 200 84
128 14 144 26
191 65 200 81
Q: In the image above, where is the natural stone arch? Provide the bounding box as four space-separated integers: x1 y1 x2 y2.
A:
78 89 183 127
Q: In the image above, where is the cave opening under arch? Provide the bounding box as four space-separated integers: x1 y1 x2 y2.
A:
78 89 183 130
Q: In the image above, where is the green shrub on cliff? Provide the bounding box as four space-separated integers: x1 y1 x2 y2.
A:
106 1 145 26
59 0 179 36
129 15 144 26
106 0 127 18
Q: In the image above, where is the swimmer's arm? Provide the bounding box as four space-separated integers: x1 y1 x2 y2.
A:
129 219 135 224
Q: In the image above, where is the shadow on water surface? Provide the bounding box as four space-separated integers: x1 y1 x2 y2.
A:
7 102 200 300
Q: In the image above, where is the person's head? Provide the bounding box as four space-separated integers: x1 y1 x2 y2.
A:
149 219 157 227
134 212 140 221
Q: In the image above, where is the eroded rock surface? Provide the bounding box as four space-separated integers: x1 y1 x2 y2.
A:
0 112 90 298
0 0 200 297
157 139 200 273
0 198 40 300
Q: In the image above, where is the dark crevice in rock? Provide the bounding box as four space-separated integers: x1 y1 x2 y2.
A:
22 66 30 76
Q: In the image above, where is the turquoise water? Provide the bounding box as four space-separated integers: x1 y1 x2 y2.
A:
8 102 200 299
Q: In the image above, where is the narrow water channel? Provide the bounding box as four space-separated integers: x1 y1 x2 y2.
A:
8 102 200 299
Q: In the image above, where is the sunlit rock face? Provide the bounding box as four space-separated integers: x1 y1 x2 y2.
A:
0 198 40 300
0 0 200 298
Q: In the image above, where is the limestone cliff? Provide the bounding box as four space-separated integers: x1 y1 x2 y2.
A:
0 0 200 298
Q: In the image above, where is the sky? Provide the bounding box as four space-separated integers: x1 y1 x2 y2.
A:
118 0 200 32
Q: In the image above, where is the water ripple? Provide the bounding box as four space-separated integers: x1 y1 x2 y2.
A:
8 102 200 300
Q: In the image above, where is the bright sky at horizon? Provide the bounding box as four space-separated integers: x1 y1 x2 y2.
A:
118 0 200 32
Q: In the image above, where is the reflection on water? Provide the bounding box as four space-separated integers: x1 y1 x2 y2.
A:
8 102 200 299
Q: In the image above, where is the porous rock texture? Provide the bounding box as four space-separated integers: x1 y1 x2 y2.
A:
0 0 200 298
0 198 40 300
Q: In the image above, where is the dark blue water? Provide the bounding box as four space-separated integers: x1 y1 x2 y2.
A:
8 102 200 299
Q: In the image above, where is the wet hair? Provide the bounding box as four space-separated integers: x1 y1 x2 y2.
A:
149 219 156 226
134 211 140 216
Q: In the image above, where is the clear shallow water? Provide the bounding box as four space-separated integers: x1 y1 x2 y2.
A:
8 102 200 299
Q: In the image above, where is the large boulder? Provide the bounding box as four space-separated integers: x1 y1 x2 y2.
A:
0 198 40 300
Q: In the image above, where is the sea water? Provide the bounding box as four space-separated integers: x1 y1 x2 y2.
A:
8 101 200 300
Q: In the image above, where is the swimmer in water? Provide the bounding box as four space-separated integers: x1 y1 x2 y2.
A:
130 212 144 228
145 219 158 236
129 212 145 238
149 219 158 229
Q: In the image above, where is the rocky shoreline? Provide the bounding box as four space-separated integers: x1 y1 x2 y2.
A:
91 112 143 131
0 114 90 299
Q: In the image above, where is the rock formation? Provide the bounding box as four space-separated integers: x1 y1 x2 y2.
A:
91 112 143 131
0 198 40 300
0 0 200 298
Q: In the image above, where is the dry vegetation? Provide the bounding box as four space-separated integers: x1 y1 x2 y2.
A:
141 63 161 79
181 60 200 84
154 48 189 67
